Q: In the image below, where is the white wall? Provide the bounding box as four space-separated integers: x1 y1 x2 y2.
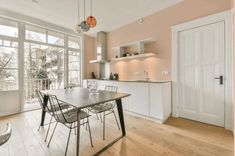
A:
0 91 21 116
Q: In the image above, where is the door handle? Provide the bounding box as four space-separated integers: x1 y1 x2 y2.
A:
214 75 223 85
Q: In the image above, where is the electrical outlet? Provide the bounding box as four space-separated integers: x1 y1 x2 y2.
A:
162 71 169 75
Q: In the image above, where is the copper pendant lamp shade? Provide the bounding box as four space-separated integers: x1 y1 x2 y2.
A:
86 16 97 28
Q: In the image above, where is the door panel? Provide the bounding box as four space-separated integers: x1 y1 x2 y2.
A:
179 21 225 127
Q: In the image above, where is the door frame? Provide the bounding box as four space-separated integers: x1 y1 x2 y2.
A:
171 10 233 130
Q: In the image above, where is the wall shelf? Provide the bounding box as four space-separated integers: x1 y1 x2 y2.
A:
110 53 156 62
111 38 156 61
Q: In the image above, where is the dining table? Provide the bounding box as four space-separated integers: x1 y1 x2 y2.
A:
40 87 130 156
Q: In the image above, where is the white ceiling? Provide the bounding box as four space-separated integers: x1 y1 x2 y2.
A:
0 0 183 36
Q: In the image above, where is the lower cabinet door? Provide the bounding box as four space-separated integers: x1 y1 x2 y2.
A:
128 83 149 116
149 83 164 120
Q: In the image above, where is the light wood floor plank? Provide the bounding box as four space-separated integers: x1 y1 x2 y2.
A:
0 109 233 156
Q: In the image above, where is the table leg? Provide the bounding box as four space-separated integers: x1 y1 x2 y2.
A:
76 110 81 156
40 95 49 126
116 98 126 136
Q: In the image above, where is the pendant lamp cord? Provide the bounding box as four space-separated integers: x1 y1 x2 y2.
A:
91 0 92 16
77 0 79 24
84 0 86 21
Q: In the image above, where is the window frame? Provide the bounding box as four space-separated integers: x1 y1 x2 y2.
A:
0 18 20 91
0 17 83 92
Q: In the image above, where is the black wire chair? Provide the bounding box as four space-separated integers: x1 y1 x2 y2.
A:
0 123 12 146
47 94 93 156
35 89 71 142
88 86 120 140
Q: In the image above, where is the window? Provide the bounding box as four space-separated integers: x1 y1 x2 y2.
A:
0 18 82 93
0 40 19 91
68 50 80 86
48 31 64 46
26 25 46 43
68 36 81 49
0 18 18 37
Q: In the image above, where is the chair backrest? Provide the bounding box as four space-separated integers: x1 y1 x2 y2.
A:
48 94 69 123
0 123 12 146
35 89 45 110
87 80 97 88
105 86 118 92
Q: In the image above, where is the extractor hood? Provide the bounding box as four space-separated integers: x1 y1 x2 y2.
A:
89 31 107 64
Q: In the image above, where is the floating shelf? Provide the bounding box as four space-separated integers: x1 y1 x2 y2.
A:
110 53 156 62
112 38 155 49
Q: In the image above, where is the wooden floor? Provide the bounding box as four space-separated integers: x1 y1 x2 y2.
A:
0 109 233 156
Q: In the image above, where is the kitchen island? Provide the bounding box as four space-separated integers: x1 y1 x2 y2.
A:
83 79 171 123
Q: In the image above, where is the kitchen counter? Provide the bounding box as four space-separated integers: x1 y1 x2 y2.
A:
83 79 172 123
85 79 171 83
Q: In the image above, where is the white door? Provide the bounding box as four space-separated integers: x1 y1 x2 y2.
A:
179 21 225 127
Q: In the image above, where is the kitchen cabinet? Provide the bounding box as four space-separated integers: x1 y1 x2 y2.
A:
83 79 172 122
149 83 171 121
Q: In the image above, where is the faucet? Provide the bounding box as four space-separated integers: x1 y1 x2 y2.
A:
144 71 150 81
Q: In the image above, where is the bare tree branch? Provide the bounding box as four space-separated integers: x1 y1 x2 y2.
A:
0 53 14 74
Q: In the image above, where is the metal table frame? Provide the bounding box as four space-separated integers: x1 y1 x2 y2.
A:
40 90 128 156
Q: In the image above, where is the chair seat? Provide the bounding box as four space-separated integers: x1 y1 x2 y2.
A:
89 102 114 113
57 108 89 124
0 123 11 146
47 103 71 113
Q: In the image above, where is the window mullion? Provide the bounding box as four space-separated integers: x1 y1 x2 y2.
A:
64 35 69 88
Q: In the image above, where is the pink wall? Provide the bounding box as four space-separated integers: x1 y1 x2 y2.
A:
83 35 96 79
106 0 231 81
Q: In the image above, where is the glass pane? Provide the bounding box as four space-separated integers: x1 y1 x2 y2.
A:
68 50 80 86
12 42 18 48
0 18 18 37
3 40 10 47
26 25 46 42
0 46 18 69
0 69 18 91
24 43 65 91
48 31 64 46
68 36 81 49
69 70 80 86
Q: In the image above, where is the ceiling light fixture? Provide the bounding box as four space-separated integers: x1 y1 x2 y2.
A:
32 0 38 3
80 0 90 32
86 0 97 28
138 18 144 24
75 0 97 33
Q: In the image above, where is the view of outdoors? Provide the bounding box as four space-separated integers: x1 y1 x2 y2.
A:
0 40 18 91
0 17 82 110
0 18 19 91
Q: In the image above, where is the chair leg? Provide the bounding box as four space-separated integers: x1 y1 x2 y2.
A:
37 124 41 131
100 113 103 123
74 122 77 135
65 125 72 156
87 117 93 147
112 109 120 130
103 112 105 140
45 115 53 142
47 122 58 147
96 113 99 120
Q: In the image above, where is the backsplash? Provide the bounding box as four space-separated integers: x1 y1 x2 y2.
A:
110 56 171 81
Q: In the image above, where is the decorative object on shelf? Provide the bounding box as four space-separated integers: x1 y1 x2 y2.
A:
109 72 114 80
86 0 97 28
134 52 139 55
75 0 97 33
91 72 96 79
113 73 119 80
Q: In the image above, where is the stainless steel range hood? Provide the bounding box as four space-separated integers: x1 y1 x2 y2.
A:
89 31 107 64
